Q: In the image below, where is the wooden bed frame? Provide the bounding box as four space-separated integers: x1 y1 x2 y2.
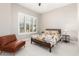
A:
31 29 61 52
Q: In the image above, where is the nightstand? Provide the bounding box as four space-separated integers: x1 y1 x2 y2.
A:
61 35 70 43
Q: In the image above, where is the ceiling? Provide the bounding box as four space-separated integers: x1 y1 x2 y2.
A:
18 3 70 14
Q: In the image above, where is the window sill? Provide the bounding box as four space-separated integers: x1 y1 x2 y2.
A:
18 32 37 35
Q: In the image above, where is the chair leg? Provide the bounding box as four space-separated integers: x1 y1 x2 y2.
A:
0 51 3 54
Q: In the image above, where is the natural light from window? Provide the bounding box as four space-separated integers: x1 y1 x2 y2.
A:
18 12 37 34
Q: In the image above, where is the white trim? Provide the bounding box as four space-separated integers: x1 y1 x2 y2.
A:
18 12 38 35
18 32 37 35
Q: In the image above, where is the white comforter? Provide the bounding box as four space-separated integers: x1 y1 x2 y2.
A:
32 34 60 47
44 35 58 47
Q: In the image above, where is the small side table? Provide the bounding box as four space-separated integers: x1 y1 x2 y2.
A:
61 35 70 43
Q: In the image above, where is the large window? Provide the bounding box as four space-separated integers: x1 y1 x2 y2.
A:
18 12 37 34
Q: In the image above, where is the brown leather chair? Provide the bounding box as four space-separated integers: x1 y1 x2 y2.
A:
0 34 25 55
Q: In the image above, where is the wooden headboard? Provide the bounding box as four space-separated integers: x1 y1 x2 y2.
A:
45 29 61 34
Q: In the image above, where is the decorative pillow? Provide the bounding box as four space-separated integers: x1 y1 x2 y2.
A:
50 31 59 37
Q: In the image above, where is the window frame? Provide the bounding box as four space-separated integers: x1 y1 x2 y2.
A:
18 12 38 35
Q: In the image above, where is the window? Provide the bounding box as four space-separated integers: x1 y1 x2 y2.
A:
18 12 37 34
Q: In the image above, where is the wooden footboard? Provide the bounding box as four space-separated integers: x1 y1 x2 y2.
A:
31 29 61 53
31 37 54 52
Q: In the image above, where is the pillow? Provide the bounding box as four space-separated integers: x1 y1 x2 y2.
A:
50 31 59 36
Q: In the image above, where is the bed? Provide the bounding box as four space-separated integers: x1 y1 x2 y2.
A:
31 29 61 52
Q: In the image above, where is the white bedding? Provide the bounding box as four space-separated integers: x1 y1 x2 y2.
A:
32 33 60 47
44 34 60 47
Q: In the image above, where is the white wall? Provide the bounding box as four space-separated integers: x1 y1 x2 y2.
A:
0 3 40 39
0 3 78 40
40 4 78 41
0 4 12 36
11 4 40 39
78 4 79 42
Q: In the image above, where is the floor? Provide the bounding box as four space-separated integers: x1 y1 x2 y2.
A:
0 39 79 56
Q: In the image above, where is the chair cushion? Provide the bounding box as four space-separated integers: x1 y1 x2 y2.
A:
2 40 25 52
0 34 17 46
